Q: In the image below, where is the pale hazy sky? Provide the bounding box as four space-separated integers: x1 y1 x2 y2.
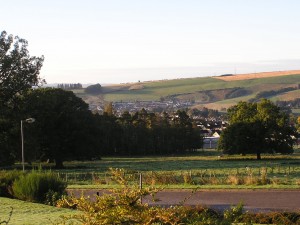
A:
1 0 300 84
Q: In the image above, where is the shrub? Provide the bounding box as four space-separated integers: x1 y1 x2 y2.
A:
12 171 66 203
57 168 241 225
223 203 244 223
238 212 300 225
0 170 23 197
226 175 242 185
143 171 181 185
183 172 194 185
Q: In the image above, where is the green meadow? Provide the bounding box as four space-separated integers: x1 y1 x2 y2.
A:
19 149 300 189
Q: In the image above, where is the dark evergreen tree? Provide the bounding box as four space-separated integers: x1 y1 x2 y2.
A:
20 88 99 168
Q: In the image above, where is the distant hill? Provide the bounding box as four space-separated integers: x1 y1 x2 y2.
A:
74 70 300 111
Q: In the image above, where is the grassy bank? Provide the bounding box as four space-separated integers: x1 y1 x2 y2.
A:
0 197 78 225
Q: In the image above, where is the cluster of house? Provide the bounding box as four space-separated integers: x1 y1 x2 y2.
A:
91 100 194 116
196 120 228 149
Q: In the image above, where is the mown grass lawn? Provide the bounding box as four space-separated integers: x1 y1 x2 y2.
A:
0 197 79 225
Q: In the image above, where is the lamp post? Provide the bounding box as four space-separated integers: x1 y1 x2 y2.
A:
21 118 35 172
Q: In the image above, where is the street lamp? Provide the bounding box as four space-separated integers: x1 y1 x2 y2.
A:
21 118 35 172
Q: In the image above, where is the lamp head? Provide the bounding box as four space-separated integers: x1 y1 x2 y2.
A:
25 118 35 123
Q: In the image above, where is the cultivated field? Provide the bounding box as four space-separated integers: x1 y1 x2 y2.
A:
76 72 300 107
215 70 300 81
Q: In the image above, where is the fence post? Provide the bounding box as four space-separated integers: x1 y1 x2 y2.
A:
139 173 143 204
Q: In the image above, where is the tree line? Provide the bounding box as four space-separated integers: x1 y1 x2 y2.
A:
57 83 83 90
2 88 203 168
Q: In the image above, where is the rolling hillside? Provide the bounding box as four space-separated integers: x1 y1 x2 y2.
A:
76 70 300 111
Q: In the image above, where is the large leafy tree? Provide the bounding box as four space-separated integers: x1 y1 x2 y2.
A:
20 88 99 168
218 99 296 159
0 31 44 166
0 31 44 105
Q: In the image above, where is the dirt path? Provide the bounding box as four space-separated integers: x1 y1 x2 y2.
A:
68 189 300 212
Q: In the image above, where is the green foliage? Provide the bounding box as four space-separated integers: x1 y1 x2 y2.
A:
45 189 65 206
218 99 296 159
0 30 44 105
237 211 300 225
84 83 102 94
59 167 300 224
223 202 244 223
95 109 202 156
12 171 66 203
20 88 99 168
58 168 241 225
0 170 23 197
0 30 44 167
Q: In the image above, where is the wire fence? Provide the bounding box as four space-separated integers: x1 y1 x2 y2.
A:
56 165 300 186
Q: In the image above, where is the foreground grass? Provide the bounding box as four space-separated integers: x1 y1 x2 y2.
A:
0 197 78 225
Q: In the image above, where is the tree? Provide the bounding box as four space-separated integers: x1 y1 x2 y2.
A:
297 116 300 133
0 30 44 166
20 88 99 168
218 99 296 159
104 102 114 116
0 116 16 166
0 31 44 105
85 83 102 94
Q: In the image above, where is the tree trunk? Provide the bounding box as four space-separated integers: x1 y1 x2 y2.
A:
55 158 64 169
256 152 261 160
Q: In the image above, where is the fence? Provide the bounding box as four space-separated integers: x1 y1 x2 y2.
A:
56 165 300 186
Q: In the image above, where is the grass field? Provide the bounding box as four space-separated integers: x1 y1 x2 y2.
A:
0 197 78 225
21 149 300 189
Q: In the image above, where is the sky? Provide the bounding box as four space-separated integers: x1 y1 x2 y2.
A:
1 0 300 84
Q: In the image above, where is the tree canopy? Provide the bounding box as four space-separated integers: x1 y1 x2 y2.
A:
0 31 44 166
0 31 44 106
85 83 102 94
20 88 99 168
218 99 296 159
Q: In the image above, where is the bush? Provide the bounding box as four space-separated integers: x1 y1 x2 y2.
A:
0 170 23 197
57 168 241 225
12 171 66 203
237 212 300 225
